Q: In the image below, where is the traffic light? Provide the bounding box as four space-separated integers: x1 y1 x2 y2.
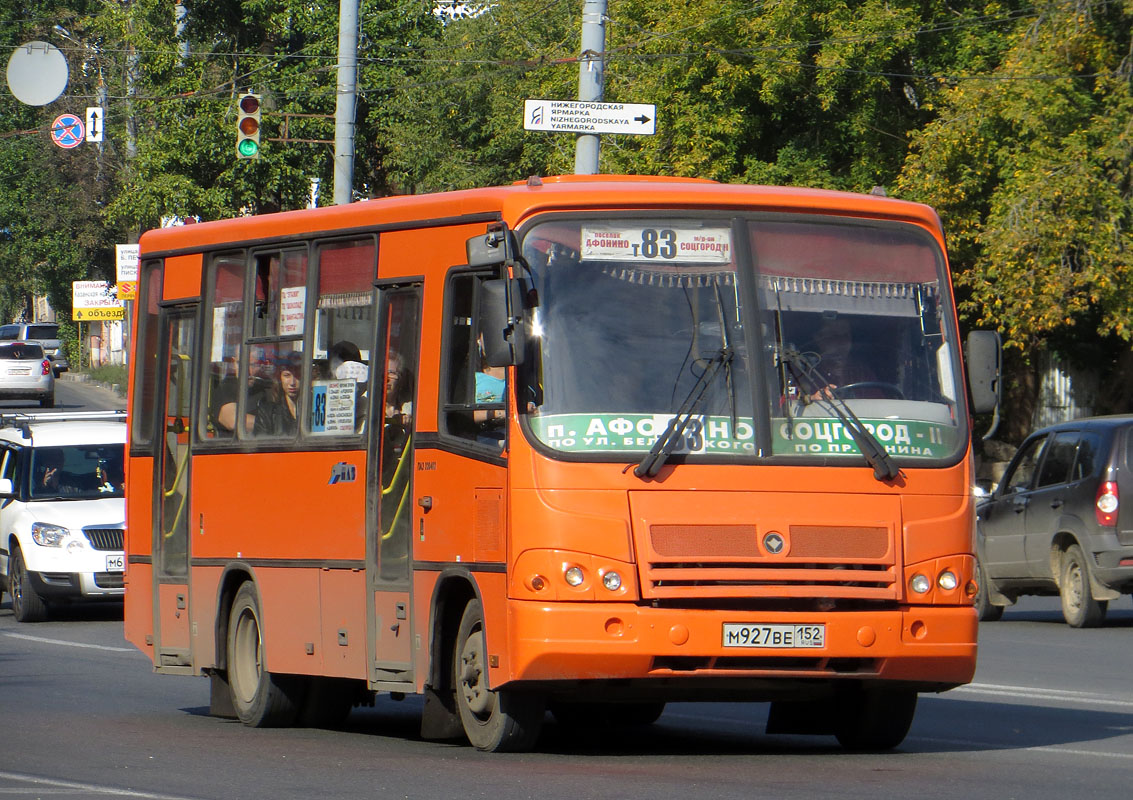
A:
236 93 261 159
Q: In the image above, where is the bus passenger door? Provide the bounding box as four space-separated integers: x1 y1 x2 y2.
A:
367 284 421 686
152 306 196 670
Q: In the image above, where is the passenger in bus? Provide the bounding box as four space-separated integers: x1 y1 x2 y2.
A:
381 351 413 483
383 350 414 424
327 340 371 433
472 336 506 445
254 352 302 436
212 346 271 435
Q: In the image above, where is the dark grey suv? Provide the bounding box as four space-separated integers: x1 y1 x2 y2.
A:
976 415 1133 627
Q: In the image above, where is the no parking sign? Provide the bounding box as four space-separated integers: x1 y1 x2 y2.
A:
51 113 84 149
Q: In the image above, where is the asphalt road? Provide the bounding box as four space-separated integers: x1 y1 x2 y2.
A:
0 372 127 415
0 596 1130 800
1 381 1130 799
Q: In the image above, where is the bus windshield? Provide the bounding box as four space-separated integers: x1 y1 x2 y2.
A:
519 214 966 467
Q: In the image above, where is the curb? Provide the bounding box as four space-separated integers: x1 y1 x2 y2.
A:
58 371 126 398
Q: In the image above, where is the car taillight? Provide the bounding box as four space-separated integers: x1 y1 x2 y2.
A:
1095 480 1118 527
40 359 51 376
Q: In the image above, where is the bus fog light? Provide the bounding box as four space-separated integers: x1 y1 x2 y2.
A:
910 574 931 594
564 566 585 586
937 571 958 591
529 575 547 592
601 571 622 591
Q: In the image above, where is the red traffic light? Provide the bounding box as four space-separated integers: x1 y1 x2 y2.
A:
239 94 260 115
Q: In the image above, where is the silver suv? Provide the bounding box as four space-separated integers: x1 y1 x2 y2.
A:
0 323 69 375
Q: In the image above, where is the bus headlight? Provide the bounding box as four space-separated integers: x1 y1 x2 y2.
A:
910 573 932 594
31 523 69 547
937 570 958 591
601 570 623 591
564 566 585 587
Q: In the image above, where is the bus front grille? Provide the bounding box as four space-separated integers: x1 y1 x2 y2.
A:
639 523 898 601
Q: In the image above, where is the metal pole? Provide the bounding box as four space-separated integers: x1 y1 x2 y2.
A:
574 0 607 175
333 0 360 205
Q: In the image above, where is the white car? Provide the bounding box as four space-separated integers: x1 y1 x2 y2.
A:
0 342 55 407
0 411 126 622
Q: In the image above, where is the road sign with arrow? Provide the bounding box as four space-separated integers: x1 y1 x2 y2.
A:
86 106 104 142
524 99 656 136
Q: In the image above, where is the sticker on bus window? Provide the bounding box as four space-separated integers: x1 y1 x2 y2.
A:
528 412 957 459
280 286 307 336
310 379 358 435
580 226 732 264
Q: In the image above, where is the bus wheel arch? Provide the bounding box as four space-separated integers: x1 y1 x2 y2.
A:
419 574 477 741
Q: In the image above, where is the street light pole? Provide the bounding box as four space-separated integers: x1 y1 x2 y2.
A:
574 0 607 175
333 0 360 205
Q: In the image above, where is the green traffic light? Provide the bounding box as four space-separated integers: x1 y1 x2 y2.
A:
237 138 259 158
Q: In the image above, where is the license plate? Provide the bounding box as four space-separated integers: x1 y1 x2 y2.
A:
722 623 825 648
105 554 125 572
8 368 31 375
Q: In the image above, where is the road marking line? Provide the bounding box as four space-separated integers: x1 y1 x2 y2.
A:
0 771 203 800
1 631 134 652
916 737 1133 761
952 682 1133 709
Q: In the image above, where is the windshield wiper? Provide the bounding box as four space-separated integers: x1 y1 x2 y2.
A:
634 347 733 479
779 347 900 482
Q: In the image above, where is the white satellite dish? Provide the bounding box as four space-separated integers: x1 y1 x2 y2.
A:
6 41 69 106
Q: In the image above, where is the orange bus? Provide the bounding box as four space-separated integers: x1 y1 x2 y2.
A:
124 175 1000 752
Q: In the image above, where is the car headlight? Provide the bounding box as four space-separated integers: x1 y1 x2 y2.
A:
30 523 70 547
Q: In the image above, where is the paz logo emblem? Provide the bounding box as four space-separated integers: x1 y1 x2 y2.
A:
763 532 785 555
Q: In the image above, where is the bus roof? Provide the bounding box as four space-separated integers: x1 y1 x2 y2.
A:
138 175 942 258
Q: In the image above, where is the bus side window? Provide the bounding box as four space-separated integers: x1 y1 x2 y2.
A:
443 273 505 446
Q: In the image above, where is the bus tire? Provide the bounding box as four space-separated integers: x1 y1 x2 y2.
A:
833 686 917 751
9 546 49 623
226 582 303 727
1060 544 1106 628
453 598 544 752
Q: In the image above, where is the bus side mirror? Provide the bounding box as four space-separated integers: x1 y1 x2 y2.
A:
481 278 526 367
466 227 517 267
966 330 1001 415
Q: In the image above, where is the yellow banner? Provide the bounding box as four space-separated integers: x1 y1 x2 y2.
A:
117 281 137 301
74 307 126 321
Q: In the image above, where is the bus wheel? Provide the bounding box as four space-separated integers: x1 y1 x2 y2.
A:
453 598 544 752
226 582 302 727
9 546 49 623
833 686 917 751
1060 544 1107 628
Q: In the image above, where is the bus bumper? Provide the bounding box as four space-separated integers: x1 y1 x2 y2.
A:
503 602 976 694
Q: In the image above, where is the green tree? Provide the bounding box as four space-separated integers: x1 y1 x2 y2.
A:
898 1 1133 438
0 0 122 320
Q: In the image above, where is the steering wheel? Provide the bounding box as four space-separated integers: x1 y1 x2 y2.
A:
833 381 905 400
